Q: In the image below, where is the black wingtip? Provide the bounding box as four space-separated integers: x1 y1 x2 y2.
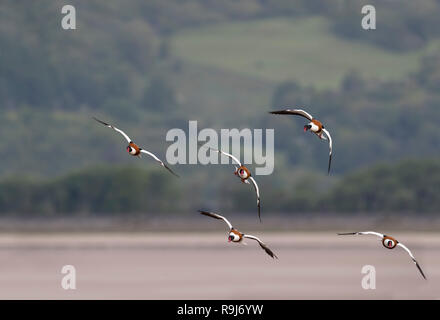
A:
171 171 180 178
164 164 180 178
199 210 222 220
92 116 109 126
416 262 427 280
337 232 357 235
266 248 278 259
270 249 278 259
198 210 210 217
327 155 332 175
92 116 100 122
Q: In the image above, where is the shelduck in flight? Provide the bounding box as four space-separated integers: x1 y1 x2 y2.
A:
338 231 426 280
199 210 277 259
270 109 333 174
93 117 179 177
206 147 261 222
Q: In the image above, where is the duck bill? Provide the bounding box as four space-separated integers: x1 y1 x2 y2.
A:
304 125 311 132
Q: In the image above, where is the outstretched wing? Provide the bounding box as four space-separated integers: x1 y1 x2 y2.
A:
140 149 179 178
322 128 333 175
206 147 242 166
397 243 427 280
199 210 233 230
337 231 384 238
93 117 132 143
248 177 261 222
269 109 313 121
243 234 278 259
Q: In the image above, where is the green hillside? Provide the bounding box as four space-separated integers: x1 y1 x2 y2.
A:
1 1 440 215
171 17 440 89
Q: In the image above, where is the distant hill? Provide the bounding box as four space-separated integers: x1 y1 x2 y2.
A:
0 0 440 184
171 17 440 89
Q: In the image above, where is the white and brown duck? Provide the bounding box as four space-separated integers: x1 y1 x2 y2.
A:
206 147 261 222
93 117 179 177
199 210 277 259
270 109 333 174
338 231 426 280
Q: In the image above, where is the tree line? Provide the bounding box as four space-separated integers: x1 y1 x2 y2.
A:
1 159 438 215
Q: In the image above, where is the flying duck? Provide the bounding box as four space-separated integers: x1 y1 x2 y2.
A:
93 117 179 177
199 210 277 259
270 109 333 174
338 231 426 280
206 147 261 222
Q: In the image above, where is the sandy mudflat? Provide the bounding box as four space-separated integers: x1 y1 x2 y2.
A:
0 232 437 299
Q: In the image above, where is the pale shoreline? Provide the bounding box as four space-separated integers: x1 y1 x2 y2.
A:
0 213 440 233
0 231 438 248
0 232 437 299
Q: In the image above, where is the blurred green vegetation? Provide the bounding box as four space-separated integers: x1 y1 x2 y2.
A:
1 1 440 214
329 0 440 52
323 159 440 213
0 165 181 215
171 17 440 88
1 159 439 215
266 56 440 174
